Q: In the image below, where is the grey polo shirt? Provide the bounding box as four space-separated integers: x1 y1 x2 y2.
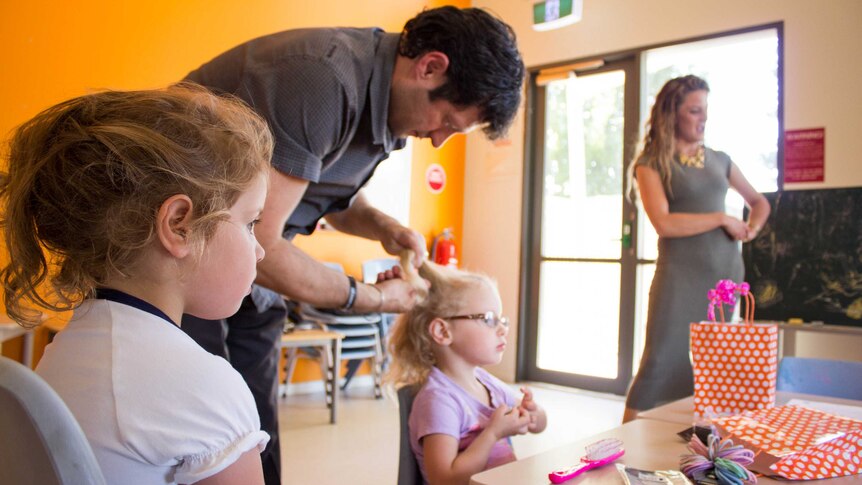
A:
185 27 406 238
185 27 406 311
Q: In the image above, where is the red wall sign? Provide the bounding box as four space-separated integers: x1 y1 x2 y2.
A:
784 128 825 183
425 163 446 194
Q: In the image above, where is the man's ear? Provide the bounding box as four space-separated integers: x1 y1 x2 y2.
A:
428 317 453 346
413 51 449 88
155 194 194 258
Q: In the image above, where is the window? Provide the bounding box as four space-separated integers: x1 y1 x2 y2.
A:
363 140 412 226
639 28 781 260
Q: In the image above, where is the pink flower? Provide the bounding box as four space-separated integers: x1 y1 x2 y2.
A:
706 280 751 322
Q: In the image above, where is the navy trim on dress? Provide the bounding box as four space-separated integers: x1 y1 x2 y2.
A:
94 288 177 327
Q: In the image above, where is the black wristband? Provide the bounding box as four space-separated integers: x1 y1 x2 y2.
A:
342 275 357 311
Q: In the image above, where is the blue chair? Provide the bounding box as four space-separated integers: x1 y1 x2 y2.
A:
776 357 862 400
0 355 106 484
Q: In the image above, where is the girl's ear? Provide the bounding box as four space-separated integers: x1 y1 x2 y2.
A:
428 317 453 346
156 194 194 258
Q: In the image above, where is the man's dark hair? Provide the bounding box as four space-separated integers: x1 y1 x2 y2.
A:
399 7 525 140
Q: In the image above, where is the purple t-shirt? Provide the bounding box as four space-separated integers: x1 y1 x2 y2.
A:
409 367 518 483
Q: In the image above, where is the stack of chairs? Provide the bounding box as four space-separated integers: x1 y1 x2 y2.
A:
360 258 401 371
293 262 384 398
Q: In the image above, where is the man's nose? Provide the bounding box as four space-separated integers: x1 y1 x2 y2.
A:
430 128 457 148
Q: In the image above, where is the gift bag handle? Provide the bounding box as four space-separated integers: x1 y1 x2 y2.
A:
707 280 755 324
742 289 755 325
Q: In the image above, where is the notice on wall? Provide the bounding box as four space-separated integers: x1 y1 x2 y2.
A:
425 163 446 194
784 128 825 183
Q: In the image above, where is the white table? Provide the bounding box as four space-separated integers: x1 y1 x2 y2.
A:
637 391 862 425
469 417 861 484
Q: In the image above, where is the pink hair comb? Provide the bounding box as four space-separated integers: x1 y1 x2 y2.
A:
548 438 625 483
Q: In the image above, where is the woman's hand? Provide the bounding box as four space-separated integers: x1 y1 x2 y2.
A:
743 224 761 242
720 214 749 241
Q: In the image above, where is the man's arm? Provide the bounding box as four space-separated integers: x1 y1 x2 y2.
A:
254 168 419 313
324 191 426 268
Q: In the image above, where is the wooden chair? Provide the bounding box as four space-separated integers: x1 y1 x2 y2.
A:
280 326 345 424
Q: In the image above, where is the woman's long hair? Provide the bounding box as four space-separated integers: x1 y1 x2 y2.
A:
627 75 709 200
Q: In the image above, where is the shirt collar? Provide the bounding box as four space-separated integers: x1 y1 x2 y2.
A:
369 32 404 152
94 288 177 327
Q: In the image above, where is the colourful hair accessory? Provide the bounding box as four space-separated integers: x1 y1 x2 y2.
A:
706 280 754 323
680 426 757 485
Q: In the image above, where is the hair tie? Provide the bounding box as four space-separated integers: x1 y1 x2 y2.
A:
680 426 757 485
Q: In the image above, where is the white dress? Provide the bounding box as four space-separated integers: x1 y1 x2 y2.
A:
36 297 269 484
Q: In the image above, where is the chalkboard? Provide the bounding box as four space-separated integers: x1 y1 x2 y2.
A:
742 188 862 327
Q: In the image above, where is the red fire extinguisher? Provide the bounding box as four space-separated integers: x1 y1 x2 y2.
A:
431 228 458 268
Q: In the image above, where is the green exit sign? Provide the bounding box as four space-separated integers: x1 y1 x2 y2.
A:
533 0 582 31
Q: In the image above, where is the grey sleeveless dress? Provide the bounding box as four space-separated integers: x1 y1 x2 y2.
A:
625 148 744 410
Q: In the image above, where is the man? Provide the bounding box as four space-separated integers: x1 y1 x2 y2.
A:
181 7 524 484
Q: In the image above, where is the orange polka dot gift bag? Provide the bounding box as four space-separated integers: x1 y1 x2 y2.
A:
712 403 862 479
690 280 779 417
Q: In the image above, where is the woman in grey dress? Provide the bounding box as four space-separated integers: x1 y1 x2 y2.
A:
622 75 770 422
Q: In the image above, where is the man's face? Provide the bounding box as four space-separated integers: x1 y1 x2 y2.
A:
389 87 483 148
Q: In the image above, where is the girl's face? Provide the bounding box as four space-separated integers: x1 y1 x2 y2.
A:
446 282 509 367
675 89 708 144
184 174 267 320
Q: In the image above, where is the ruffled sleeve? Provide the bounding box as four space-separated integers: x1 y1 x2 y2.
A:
111 320 270 483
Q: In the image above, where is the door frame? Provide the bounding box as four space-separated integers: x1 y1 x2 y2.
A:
518 55 641 395
517 22 783 395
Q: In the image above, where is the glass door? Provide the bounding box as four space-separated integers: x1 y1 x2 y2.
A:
523 57 639 395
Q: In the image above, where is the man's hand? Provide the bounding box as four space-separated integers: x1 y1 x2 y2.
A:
380 223 426 268
372 266 429 312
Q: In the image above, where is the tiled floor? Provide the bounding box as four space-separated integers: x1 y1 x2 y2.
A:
278 381 625 484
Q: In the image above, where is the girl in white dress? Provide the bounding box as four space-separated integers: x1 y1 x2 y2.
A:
1 84 274 484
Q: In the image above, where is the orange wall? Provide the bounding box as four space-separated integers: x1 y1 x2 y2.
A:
0 0 469 379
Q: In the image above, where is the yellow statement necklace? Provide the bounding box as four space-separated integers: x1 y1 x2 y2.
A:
678 146 705 168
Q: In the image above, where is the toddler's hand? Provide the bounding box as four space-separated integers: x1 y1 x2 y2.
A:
518 387 537 413
488 405 530 440
518 387 541 431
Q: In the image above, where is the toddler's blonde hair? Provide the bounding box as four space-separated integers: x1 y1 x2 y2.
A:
386 261 497 387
